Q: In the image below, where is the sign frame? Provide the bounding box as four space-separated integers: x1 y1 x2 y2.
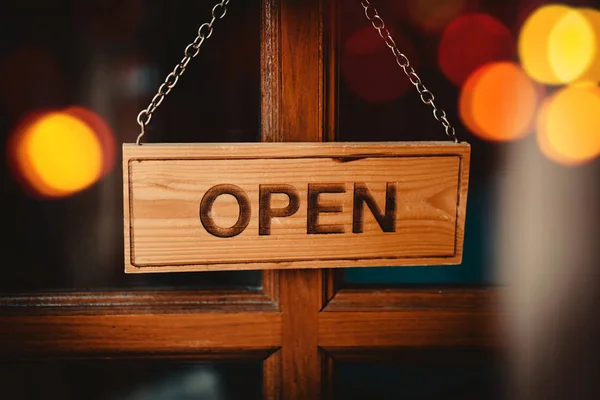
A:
123 142 470 273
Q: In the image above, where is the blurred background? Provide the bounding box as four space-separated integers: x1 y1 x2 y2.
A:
1 0 599 398
0 0 263 291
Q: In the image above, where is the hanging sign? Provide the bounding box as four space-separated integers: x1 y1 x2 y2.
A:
123 142 470 273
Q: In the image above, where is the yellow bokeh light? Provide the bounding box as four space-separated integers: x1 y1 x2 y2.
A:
10 112 103 198
548 9 596 83
535 97 578 166
536 84 600 166
518 4 571 85
519 5 600 85
575 8 600 83
460 62 542 141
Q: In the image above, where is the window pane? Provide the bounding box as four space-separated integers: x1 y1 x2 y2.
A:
333 349 506 400
335 1 514 285
0 0 262 290
1 360 262 400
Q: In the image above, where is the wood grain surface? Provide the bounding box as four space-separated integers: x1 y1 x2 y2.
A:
123 142 470 273
0 313 282 356
319 310 500 348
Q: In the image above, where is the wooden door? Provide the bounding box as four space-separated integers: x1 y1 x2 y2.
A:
0 0 499 399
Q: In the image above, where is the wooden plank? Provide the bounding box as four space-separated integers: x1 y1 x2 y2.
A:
281 269 322 399
323 288 497 312
267 2 323 397
263 350 282 400
123 141 470 273
0 313 282 356
279 0 322 142
318 310 501 348
261 0 281 142
0 290 278 315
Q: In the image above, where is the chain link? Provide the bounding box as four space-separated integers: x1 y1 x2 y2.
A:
360 0 459 143
135 0 457 144
136 0 230 145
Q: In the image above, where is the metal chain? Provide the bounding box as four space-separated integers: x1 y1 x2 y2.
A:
135 0 457 144
360 0 459 143
135 0 230 145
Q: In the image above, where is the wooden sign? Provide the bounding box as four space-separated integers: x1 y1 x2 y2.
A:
123 142 470 273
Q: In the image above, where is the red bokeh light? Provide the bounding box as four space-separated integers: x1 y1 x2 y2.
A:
438 13 516 87
389 0 480 34
342 24 419 103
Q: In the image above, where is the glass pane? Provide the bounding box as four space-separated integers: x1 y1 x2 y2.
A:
333 349 506 400
0 1 262 290
335 1 521 285
1 359 262 400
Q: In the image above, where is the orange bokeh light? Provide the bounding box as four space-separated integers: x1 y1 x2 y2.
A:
7 107 116 198
536 84 600 166
65 106 116 177
459 62 543 141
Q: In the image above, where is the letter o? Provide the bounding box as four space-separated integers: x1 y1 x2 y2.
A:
200 184 251 238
